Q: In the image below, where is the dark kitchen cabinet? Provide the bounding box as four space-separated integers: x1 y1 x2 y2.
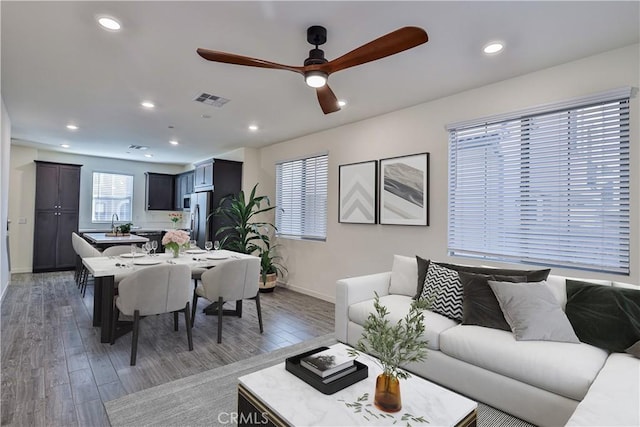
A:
146 172 175 210
33 161 81 272
208 159 243 242
174 171 194 210
193 159 214 192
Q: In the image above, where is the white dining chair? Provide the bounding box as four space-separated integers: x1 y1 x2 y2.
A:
111 264 193 365
71 232 85 286
75 234 103 297
191 257 263 343
102 245 137 257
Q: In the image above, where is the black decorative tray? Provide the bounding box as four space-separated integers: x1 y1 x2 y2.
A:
285 346 368 395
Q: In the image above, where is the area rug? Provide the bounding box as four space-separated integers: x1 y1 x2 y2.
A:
105 334 534 427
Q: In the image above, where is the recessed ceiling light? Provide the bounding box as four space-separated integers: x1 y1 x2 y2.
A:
97 16 121 31
169 140 179 146
141 101 155 109
60 144 70 148
144 154 153 158
483 42 504 54
248 124 259 132
338 100 347 107
66 124 78 130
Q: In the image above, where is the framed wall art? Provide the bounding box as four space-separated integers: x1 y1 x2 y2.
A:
379 153 429 226
339 160 378 224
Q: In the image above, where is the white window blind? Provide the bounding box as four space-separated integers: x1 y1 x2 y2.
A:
276 154 328 240
448 90 630 274
92 172 134 223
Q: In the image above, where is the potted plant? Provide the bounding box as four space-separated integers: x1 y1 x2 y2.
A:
118 222 133 235
211 183 276 255
212 184 287 290
257 238 287 293
349 293 431 413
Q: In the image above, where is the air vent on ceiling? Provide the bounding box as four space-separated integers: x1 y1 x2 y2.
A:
128 144 149 150
194 93 230 108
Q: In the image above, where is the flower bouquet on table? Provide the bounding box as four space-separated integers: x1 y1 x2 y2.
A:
168 212 183 228
162 229 190 258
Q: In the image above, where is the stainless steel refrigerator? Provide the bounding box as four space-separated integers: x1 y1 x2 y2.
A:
190 191 213 249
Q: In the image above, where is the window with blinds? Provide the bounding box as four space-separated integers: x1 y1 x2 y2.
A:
448 89 630 274
92 172 134 223
276 154 328 240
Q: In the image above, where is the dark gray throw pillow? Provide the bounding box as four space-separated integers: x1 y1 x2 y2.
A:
565 280 640 353
460 272 527 331
414 256 430 299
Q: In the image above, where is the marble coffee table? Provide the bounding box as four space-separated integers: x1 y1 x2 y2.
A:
237 343 477 426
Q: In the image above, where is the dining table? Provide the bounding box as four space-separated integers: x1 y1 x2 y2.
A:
83 249 256 343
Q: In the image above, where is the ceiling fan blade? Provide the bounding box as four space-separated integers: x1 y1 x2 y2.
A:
197 48 304 74
322 27 428 75
316 85 341 114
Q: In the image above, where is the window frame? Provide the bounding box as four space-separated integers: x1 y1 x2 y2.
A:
275 153 329 241
91 171 134 224
447 87 631 274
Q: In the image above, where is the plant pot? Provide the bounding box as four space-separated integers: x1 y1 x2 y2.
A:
374 373 402 413
259 272 277 293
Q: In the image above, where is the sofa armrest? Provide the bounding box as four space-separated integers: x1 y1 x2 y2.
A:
335 272 391 343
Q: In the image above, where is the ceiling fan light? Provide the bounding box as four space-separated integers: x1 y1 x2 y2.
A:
305 71 327 88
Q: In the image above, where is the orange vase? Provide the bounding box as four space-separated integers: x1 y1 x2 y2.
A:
374 373 402 412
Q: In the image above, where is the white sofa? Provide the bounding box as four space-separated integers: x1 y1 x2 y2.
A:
335 263 640 427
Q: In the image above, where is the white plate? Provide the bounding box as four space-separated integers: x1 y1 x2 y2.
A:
186 249 206 254
133 259 162 266
120 253 146 258
206 253 229 260
133 258 162 265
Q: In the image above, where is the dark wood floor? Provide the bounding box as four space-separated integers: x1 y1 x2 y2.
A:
1 271 335 426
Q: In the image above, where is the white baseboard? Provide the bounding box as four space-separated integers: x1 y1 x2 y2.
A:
277 281 335 303
10 267 31 274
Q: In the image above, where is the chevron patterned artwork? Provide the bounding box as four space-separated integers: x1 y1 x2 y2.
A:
420 262 464 321
339 161 377 224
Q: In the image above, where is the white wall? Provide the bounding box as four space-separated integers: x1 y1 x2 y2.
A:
258 44 640 302
1 98 11 300
8 147 187 273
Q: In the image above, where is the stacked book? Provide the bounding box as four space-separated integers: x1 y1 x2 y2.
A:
299 347 356 384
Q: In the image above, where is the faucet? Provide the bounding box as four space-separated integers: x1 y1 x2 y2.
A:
111 213 119 232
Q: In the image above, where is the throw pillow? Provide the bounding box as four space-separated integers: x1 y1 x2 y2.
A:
488 280 580 343
414 256 430 299
389 255 418 297
627 341 640 359
420 262 463 322
413 257 551 301
460 272 527 331
565 279 640 353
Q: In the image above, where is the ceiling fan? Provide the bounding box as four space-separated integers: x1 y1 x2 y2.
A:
196 26 428 114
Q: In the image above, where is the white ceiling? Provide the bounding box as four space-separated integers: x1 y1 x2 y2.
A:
2 1 639 165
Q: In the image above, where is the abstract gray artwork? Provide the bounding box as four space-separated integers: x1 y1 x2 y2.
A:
380 153 429 225
339 160 377 224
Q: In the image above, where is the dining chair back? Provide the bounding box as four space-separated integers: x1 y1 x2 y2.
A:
74 233 102 296
71 232 84 285
112 264 193 365
102 245 136 257
192 257 263 343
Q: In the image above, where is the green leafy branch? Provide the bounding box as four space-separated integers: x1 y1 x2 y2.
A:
349 293 431 380
338 393 429 426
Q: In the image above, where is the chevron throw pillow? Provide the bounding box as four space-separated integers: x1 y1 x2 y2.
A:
420 262 463 321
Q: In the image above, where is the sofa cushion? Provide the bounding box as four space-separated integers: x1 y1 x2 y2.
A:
460 272 527 331
566 279 640 353
566 353 640 426
488 280 580 343
439 325 608 400
348 294 458 351
389 255 418 297
420 262 463 321
414 256 551 301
